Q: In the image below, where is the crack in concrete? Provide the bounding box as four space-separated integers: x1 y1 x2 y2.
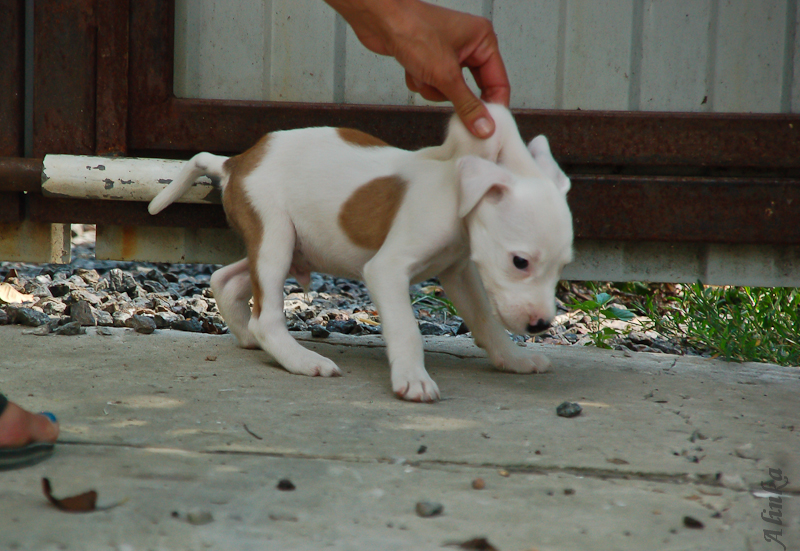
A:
57 439 794 495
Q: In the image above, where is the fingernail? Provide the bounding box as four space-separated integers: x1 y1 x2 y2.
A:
40 412 58 423
474 117 493 138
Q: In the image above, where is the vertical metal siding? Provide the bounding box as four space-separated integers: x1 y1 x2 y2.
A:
173 0 800 113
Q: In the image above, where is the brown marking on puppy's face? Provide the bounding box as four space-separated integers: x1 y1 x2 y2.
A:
222 134 271 318
339 176 407 250
337 128 389 148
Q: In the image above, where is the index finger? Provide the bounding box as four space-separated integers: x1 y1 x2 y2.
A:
468 50 510 106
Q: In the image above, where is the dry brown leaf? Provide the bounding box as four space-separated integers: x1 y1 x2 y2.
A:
0 282 34 304
42 477 98 513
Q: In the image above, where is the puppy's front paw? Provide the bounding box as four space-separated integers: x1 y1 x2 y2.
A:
236 335 261 350
285 352 342 377
493 347 551 374
392 369 440 402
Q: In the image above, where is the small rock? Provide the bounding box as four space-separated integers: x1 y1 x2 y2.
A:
0 309 8 325
154 311 181 328
418 321 451 336
94 310 114 326
28 284 53 298
186 510 214 526
498 469 510 477
112 310 132 327
142 281 166 294
689 429 707 443
733 443 759 460
471 478 485 490
75 268 101 286
96 327 113 336
40 299 67 316
70 300 96 326
128 314 156 334
310 325 330 338
683 515 704 529
65 274 87 288
108 268 137 294
9 307 50 327
27 324 52 336
277 479 296 491
48 282 71 298
327 319 360 335
68 289 103 306
54 321 85 336
415 501 444 518
145 269 170 287
719 473 746 491
556 401 583 418
446 537 498 551
172 318 202 333
417 445 427 454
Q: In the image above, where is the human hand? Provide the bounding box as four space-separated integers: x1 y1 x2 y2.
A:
325 0 510 138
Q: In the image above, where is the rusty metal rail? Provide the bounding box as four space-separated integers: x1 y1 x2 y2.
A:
3 155 800 245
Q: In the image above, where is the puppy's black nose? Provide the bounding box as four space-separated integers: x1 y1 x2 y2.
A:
526 320 551 334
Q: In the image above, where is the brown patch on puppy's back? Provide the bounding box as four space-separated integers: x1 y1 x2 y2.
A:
339 176 407 250
337 128 389 148
222 134 271 317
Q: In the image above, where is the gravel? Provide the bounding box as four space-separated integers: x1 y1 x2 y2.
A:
0 225 696 357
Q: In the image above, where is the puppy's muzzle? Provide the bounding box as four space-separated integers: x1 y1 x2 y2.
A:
526 320 551 334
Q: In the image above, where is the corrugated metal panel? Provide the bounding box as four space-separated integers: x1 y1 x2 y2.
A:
638 0 713 112
174 0 800 114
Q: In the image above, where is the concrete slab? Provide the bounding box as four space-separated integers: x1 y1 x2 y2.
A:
0 325 797 550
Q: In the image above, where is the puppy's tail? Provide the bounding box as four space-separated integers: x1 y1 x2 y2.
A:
148 152 228 215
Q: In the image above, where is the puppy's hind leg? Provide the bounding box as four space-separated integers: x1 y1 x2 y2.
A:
210 259 259 349
248 218 341 377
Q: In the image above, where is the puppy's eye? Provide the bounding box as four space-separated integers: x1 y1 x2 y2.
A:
513 256 529 270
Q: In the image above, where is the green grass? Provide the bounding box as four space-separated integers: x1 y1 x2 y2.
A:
411 287 458 319
639 283 800 367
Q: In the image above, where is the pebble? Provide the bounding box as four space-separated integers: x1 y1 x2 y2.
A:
54 321 85 336
0 226 696 356
276 479 296 491
719 473 746 491
415 501 444 518
128 314 156 334
683 515 704 529
471 478 485 490
172 319 203 333
70 300 96 326
9 307 51 327
186 510 214 525
733 443 759 460
49 282 71 297
419 321 453 336
556 401 583 418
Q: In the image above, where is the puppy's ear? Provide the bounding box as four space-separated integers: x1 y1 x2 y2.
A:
527 135 571 194
457 156 512 218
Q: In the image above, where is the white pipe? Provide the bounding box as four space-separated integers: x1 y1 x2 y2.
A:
41 154 221 204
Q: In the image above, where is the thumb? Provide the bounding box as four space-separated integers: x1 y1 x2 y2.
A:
445 79 495 139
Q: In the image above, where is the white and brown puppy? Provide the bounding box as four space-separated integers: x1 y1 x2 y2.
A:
148 104 573 402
